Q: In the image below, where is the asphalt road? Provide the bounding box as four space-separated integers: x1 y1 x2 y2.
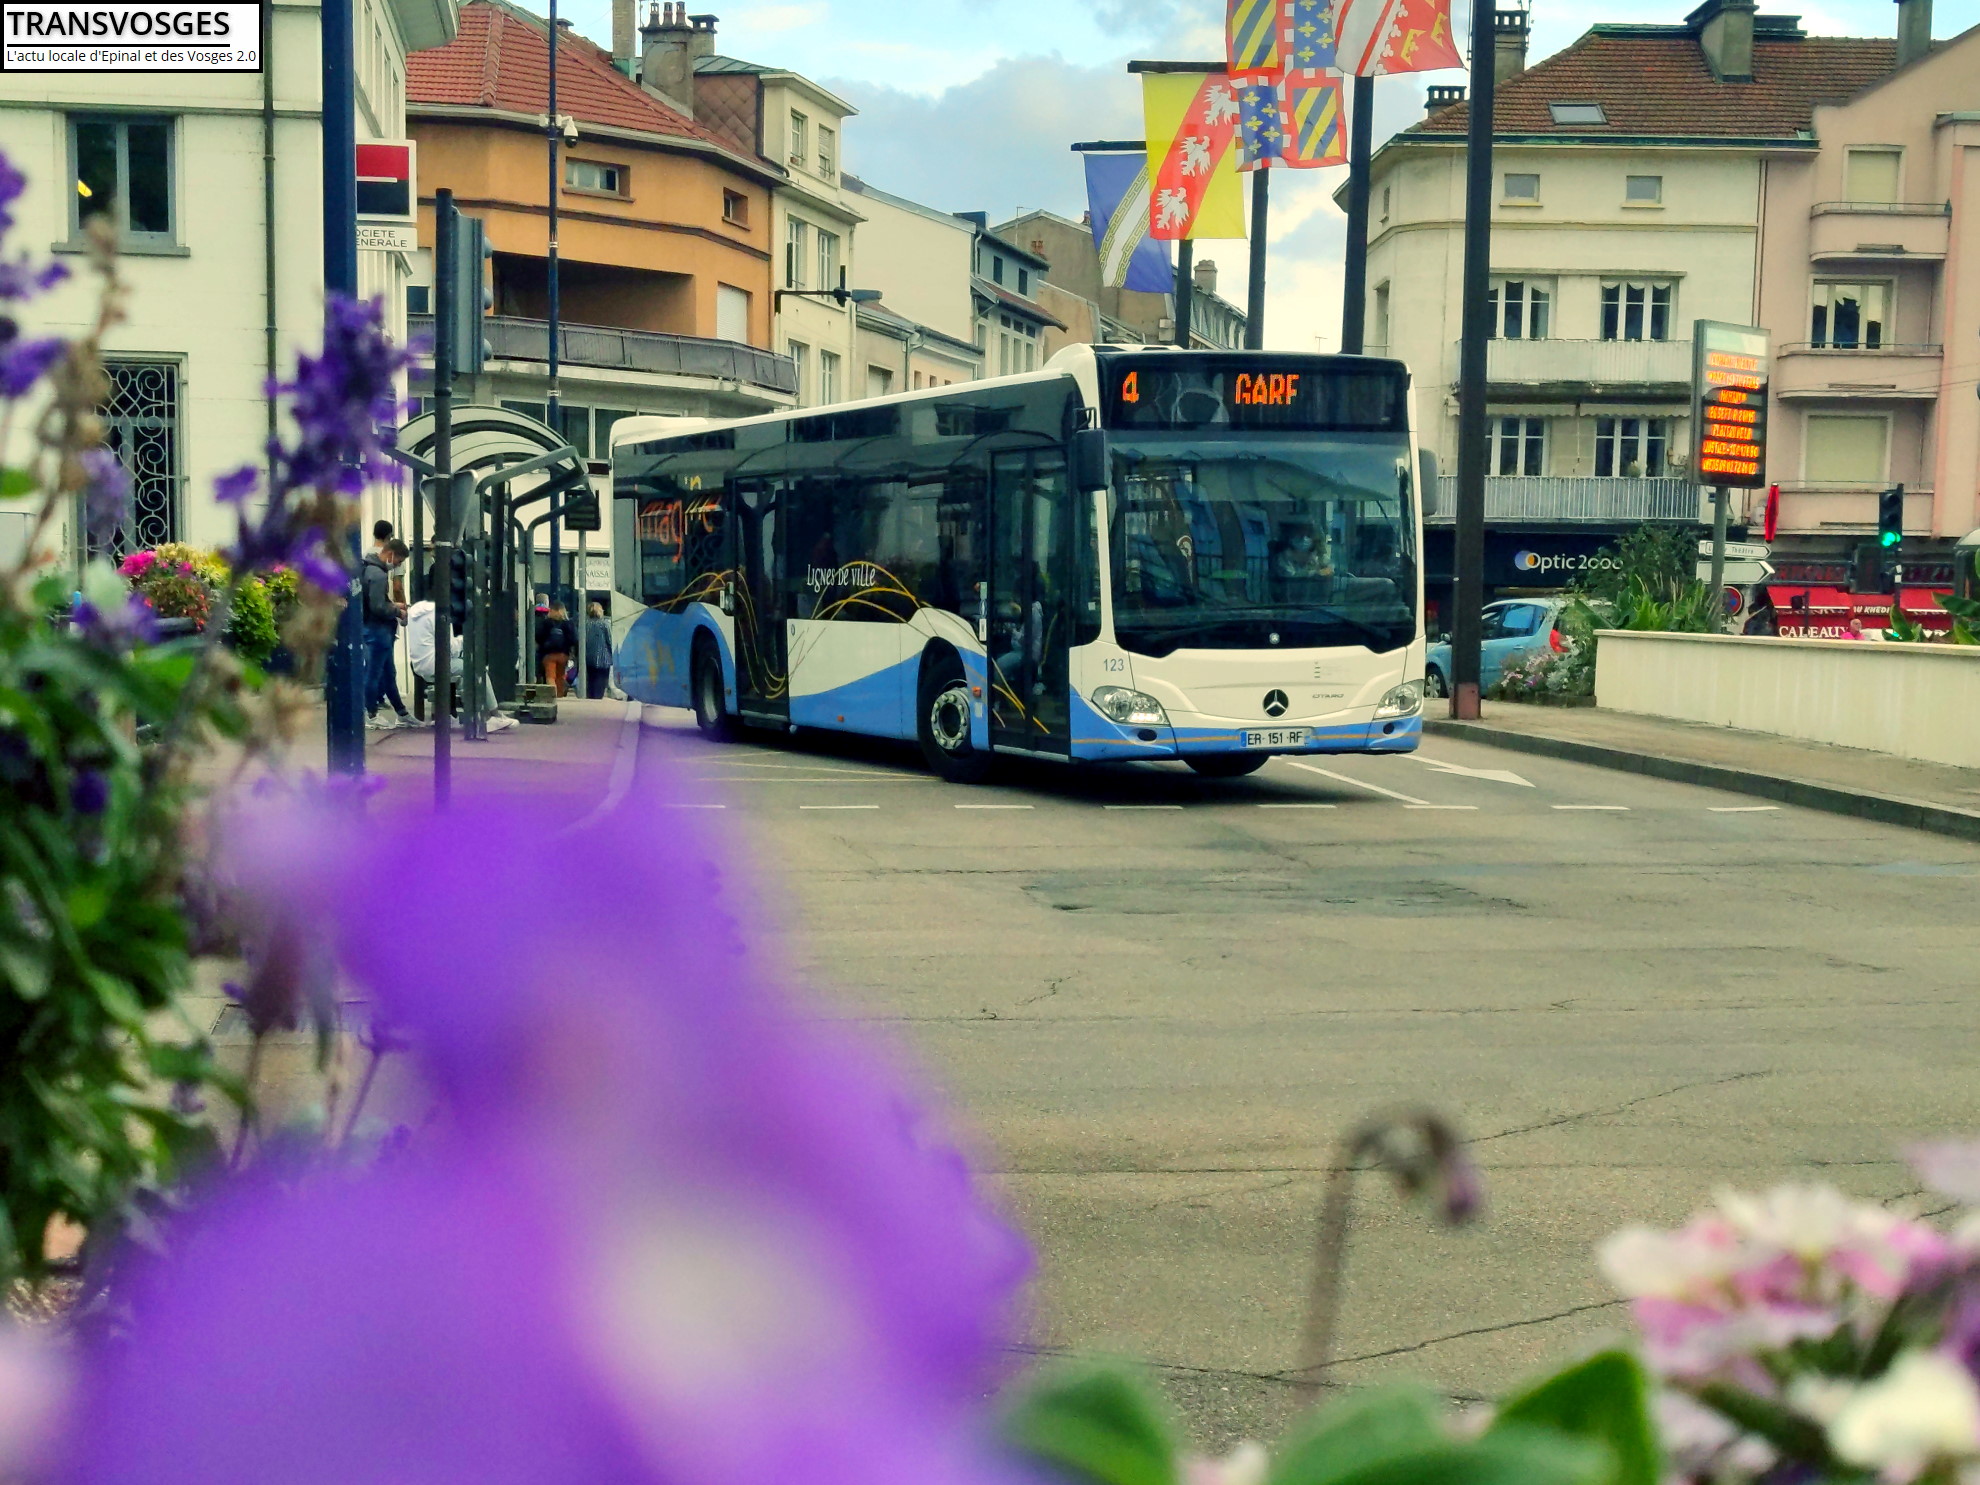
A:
634 707 1980 1448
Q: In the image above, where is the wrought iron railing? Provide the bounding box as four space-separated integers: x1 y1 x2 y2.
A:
1423 475 1698 522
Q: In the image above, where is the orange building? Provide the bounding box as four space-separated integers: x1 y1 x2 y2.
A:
407 0 796 443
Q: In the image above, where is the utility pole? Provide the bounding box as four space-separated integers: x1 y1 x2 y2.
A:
1244 170 1268 350
430 192 459 805
545 0 563 626
1707 484 1729 622
322 0 365 774
1175 240 1195 347
1450 0 1497 720
1339 75 1375 355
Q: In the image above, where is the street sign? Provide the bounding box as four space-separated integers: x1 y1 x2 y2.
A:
1697 558 1775 585
358 223 417 253
1691 320 1770 489
1698 539 1771 562
356 141 417 223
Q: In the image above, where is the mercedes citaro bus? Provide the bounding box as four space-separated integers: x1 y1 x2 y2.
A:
610 344 1426 783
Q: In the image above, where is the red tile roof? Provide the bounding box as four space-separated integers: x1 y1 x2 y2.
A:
1414 26 1898 139
408 0 734 149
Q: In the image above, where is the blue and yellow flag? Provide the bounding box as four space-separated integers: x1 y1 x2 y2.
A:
1083 153 1174 293
1237 74 1346 170
1226 0 1281 74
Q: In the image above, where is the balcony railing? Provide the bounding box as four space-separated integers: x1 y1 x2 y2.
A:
1424 475 1699 523
409 315 798 396
1472 338 1692 387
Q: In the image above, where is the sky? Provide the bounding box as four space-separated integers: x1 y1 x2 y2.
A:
541 0 1947 352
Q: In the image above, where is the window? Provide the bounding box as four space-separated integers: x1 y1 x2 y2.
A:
97 361 179 553
1548 102 1606 125
1595 418 1669 477
1371 282 1391 350
789 110 808 166
716 284 749 344
406 284 430 316
991 255 1005 286
911 371 924 389
816 229 839 295
1482 603 1548 639
722 190 749 226
70 116 174 245
1624 174 1663 205
1601 281 1673 341
1811 281 1889 348
557 404 594 459
1487 279 1550 340
867 365 893 399
501 399 548 425
996 314 1038 376
564 159 624 195
1804 414 1888 484
1017 267 1030 296
1379 186 1391 224
817 125 836 180
1844 147 1902 204
786 217 808 288
819 349 840 404
1502 172 1540 203
788 340 810 402
595 410 633 455
1490 417 1546 477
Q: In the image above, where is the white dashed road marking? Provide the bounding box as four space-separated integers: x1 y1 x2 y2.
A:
955 804 1035 810
800 804 882 811
1554 805 1630 811
1711 806 1781 813
1257 802 1338 809
1281 760 1433 805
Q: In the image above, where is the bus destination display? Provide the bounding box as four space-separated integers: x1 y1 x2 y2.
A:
1690 322 1769 489
1104 357 1405 433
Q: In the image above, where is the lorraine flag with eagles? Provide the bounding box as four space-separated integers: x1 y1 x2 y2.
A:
1335 0 1463 76
1140 71 1248 240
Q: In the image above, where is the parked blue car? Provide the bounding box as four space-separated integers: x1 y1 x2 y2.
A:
1424 598 1569 697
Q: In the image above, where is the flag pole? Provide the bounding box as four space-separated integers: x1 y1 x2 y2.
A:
1339 75 1376 354
1245 169 1268 349
1451 0 1498 720
1175 240 1196 346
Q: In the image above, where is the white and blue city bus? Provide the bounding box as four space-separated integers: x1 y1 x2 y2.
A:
610 344 1425 783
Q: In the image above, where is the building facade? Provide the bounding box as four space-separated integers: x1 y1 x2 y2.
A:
0 0 457 563
842 173 984 390
1359 0 1964 610
961 214 1063 376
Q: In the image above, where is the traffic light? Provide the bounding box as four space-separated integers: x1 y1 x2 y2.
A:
439 547 470 628
1877 484 1905 550
446 209 493 375
1852 542 1883 596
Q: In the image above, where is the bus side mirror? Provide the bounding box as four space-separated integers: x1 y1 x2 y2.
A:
1071 428 1110 492
1417 448 1441 515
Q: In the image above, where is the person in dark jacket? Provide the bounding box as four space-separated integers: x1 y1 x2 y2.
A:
584 602 614 699
361 538 414 728
535 602 575 696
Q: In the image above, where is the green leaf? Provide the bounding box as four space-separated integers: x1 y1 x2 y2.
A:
1691 1382 1835 1466
65 881 109 930
0 937 51 1001
1295 1429 1610 1485
1271 1386 1447 1485
1001 1363 1180 1485
0 467 36 497
1491 1350 1660 1485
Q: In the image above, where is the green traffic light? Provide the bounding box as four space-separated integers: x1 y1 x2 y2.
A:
1881 530 1903 548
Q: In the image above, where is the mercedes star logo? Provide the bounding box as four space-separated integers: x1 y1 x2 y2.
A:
1263 690 1289 718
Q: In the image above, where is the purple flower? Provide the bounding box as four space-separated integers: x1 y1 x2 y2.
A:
80 447 131 549
72 593 158 650
0 256 66 301
269 295 416 499
69 768 109 815
212 465 258 506
0 334 64 396
0 153 25 231
68 767 1033 1485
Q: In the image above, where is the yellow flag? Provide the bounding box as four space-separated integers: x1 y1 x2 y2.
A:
1140 71 1247 241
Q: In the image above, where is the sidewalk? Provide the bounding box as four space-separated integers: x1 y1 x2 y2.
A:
1427 702 1980 842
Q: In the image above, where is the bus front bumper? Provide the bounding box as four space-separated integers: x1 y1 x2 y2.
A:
1069 693 1422 762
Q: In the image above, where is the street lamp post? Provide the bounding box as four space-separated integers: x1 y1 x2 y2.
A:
322 0 365 774
545 0 563 627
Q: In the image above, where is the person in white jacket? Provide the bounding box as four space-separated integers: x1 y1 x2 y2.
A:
405 600 517 733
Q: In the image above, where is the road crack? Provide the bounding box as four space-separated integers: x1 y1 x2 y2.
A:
1468 1070 1775 1148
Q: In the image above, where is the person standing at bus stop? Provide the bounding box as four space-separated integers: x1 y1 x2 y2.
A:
584 602 614 699
536 601 576 696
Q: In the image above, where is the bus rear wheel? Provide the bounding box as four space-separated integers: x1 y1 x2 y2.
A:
1185 752 1270 778
691 639 739 742
918 657 990 784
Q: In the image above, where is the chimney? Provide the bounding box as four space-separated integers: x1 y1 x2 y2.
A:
687 12 718 62
1687 0 1757 82
1896 0 1932 67
612 0 634 62
640 1 697 114
1193 258 1217 297
1426 83 1466 115
1493 8 1529 82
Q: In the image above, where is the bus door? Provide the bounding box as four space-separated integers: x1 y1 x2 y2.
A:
989 450 1072 754
732 478 788 724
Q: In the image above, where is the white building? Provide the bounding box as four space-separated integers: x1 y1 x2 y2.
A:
0 0 458 562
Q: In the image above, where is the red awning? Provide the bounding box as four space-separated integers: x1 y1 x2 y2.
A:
1766 584 1951 612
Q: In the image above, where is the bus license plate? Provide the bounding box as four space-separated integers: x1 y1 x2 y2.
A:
1244 728 1310 750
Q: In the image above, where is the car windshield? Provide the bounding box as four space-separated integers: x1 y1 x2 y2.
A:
1108 434 1416 657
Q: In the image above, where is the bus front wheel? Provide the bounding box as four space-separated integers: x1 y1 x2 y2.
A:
1185 752 1269 779
918 658 990 784
691 640 740 742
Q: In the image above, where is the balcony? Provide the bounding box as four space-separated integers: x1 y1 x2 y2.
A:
1469 338 1692 395
1809 202 1950 263
1423 476 1699 524
409 315 797 397
1774 341 1942 400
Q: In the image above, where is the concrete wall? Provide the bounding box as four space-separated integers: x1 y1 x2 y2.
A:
1594 629 1980 768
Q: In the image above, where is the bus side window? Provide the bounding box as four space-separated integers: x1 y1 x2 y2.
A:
1076 490 1103 646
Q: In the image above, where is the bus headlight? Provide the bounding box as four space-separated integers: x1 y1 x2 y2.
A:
1375 682 1422 718
1091 686 1168 727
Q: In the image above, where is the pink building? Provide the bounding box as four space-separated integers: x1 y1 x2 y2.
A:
1756 4 1980 571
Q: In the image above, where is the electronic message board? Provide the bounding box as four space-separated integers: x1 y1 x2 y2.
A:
1691 321 1770 489
1100 355 1407 433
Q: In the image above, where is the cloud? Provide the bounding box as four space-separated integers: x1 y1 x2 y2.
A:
746 2 826 32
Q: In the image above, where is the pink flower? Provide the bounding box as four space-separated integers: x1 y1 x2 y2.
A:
118 549 156 578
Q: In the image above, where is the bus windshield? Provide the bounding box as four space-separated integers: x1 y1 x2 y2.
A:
1109 433 1416 657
